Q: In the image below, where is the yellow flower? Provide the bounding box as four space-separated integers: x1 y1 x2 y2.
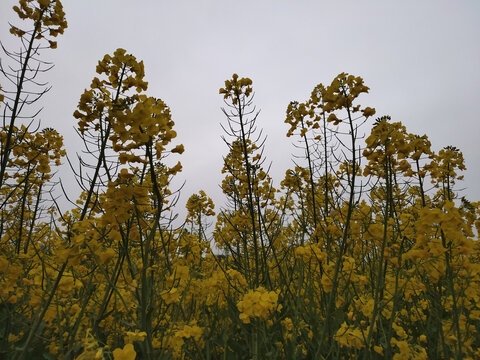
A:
237 287 280 323
0 255 8 272
335 322 365 350
125 330 147 344
112 343 136 360
176 324 203 341
282 317 294 340
362 107 376 117
171 144 185 154
321 274 333 292
161 287 181 305
327 113 341 125
38 0 50 8
98 248 115 264
391 339 410 360
373 345 384 356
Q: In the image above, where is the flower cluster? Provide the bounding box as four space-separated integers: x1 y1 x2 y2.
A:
219 73 253 105
10 0 67 48
237 287 281 323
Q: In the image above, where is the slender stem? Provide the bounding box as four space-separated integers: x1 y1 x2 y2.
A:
0 11 44 190
236 93 260 287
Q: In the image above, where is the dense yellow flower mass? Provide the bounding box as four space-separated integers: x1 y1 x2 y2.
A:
1 1 480 359
237 287 281 323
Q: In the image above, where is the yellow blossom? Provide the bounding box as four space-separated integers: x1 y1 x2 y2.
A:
112 343 136 360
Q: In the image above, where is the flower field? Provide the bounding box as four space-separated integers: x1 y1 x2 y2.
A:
1 1 479 359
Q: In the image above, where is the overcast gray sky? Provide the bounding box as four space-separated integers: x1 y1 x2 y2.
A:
1 0 479 216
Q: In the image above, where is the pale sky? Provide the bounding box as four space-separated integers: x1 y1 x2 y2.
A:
1 0 479 218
